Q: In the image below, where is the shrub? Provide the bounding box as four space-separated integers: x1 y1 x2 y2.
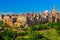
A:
28 31 46 40
15 37 27 40
0 20 4 26
18 31 27 36
29 26 36 31
36 24 49 31
3 29 17 40
20 25 24 29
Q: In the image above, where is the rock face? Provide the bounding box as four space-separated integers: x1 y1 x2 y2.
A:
0 6 60 27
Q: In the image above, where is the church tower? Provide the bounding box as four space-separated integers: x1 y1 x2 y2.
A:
31 11 35 17
52 5 56 15
52 5 57 22
53 5 56 12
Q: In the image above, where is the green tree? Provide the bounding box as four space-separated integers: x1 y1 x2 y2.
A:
0 20 4 26
28 31 44 40
18 31 27 36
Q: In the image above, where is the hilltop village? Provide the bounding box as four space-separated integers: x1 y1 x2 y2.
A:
0 6 60 27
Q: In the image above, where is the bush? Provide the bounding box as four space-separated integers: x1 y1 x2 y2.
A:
15 37 27 40
0 29 17 40
36 24 43 30
20 25 24 28
39 29 60 40
29 26 36 31
0 20 4 26
54 23 60 35
35 24 49 31
18 31 27 36
0 32 4 40
28 31 48 40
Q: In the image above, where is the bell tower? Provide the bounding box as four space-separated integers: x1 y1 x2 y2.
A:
52 5 57 22
52 5 56 15
53 5 56 12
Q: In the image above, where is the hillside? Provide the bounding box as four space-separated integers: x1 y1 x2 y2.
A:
0 20 60 40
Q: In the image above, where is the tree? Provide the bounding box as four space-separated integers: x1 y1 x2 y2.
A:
18 32 27 36
0 20 4 26
20 25 24 28
28 31 44 40
15 37 27 40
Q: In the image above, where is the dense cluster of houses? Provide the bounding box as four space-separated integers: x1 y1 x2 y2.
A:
0 6 60 27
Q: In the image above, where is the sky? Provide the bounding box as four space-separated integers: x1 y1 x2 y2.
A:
0 0 60 14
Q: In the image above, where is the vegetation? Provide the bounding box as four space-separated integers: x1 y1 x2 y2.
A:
0 20 4 26
0 20 60 40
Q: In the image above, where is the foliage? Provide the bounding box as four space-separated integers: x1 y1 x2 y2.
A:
29 26 36 31
0 20 4 26
0 29 17 40
39 29 60 40
20 25 24 28
36 24 49 31
28 31 43 40
15 37 27 40
0 22 60 40
18 31 27 36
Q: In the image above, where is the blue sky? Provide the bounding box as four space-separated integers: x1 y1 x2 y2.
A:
0 0 60 14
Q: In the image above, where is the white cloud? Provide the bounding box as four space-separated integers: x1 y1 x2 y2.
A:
0 12 15 15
